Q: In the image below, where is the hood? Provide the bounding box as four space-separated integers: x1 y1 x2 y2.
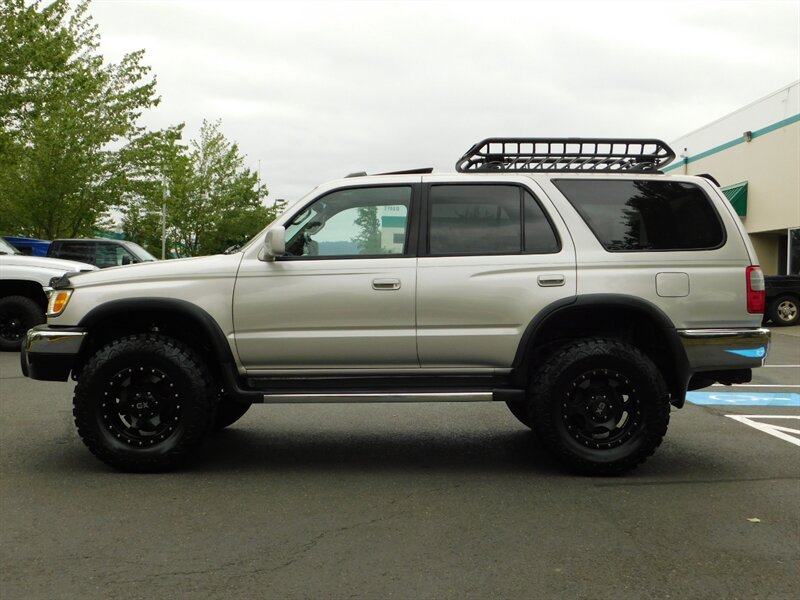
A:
66 252 244 289
0 254 96 273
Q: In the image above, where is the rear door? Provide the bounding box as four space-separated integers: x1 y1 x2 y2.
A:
416 176 577 368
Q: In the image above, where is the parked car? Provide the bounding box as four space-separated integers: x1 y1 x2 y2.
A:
21 137 770 474
47 238 157 268
0 237 96 351
3 236 51 256
764 275 800 326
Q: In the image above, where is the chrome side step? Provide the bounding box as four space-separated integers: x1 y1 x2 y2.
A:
261 391 496 404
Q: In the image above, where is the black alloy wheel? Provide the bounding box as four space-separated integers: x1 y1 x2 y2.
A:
101 365 184 448
561 368 642 450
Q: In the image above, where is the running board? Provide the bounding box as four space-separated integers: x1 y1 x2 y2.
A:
260 390 524 404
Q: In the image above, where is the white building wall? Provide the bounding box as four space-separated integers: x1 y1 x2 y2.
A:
666 81 800 274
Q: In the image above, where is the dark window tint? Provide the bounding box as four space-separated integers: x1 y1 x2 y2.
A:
428 185 560 255
51 242 95 264
429 185 521 254
524 190 560 254
554 179 724 251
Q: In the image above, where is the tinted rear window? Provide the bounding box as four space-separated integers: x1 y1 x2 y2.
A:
553 179 725 251
427 185 560 255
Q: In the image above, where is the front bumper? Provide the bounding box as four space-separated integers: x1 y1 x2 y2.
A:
21 325 87 381
678 327 771 371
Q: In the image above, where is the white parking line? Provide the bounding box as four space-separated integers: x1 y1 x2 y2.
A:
762 365 800 368
725 415 800 447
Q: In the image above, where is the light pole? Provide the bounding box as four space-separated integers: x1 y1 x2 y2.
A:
161 175 168 260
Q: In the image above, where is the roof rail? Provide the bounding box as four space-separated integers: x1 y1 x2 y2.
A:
456 137 676 173
345 167 434 178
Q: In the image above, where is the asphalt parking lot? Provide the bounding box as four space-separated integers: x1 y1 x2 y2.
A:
1 329 798 599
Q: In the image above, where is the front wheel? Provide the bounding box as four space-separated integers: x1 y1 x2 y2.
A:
73 333 217 472
0 296 44 351
530 338 670 475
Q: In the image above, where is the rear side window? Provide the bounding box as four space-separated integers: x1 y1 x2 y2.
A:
428 185 560 255
554 179 725 251
51 242 95 264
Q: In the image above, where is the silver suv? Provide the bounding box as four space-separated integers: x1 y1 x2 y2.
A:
21 138 771 474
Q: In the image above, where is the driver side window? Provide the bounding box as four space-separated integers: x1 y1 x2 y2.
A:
285 186 412 258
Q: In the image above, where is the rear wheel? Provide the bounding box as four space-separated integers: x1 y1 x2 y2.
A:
530 338 670 475
73 333 217 472
767 294 799 326
0 296 44 351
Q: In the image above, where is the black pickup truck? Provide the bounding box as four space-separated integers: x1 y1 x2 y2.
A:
764 275 800 327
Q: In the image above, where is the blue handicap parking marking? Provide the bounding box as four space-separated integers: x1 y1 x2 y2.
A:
687 391 800 407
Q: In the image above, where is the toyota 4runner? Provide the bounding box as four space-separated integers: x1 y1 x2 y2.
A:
20 138 771 474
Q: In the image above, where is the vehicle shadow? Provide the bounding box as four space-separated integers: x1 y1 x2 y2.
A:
197 426 568 475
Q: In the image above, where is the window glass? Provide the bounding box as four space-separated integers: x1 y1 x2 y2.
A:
94 244 134 267
284 187 411 257
53 242 95 264
429 185 521 255
523 191 560 254
554 179 724 251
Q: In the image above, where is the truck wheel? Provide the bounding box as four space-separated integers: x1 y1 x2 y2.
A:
530 338 670 475
73 333 217 472
214 398 252 430
767 294 799 327
0 296 44 351
505 400 532 428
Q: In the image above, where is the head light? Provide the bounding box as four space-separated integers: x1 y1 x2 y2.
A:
46 289 73 317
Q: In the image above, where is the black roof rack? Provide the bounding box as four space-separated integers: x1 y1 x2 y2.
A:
456 137 676 173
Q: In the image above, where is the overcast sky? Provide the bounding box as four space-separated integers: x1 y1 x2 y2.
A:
87 0 800 203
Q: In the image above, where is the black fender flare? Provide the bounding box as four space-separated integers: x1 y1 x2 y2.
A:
77 298 236 365
513 294 691 406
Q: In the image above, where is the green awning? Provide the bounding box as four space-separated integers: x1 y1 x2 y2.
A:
721 181 748 217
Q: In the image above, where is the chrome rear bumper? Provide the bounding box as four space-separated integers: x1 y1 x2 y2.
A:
678 327 771 371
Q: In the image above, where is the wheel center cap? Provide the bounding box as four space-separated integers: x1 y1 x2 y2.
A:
589 394 612 421
130 391 158 416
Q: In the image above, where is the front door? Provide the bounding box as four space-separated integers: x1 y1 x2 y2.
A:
233 184 419 372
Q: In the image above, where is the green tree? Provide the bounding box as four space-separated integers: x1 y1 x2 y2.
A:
0 0 158 238
352 206 383 254
116 124 188 256
122 120 283 257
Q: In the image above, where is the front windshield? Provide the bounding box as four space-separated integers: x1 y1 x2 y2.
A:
124 241 158 261
0 238 20 255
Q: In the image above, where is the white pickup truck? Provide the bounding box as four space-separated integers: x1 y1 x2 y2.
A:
0 237 95 351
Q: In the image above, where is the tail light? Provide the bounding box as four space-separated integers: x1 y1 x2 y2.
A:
746 266 765 314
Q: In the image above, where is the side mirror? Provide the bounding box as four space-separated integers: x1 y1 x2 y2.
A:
261 226 286 260
121 255 132 265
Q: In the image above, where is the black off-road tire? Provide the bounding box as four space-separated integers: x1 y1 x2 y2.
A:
0 296 44 351
530 338 670 475
767 294 799 327
73 333 217 472
214 398 252 430
505 400 532 428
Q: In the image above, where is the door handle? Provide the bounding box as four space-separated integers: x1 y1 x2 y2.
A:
372 278 401 290
537 274 565 287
